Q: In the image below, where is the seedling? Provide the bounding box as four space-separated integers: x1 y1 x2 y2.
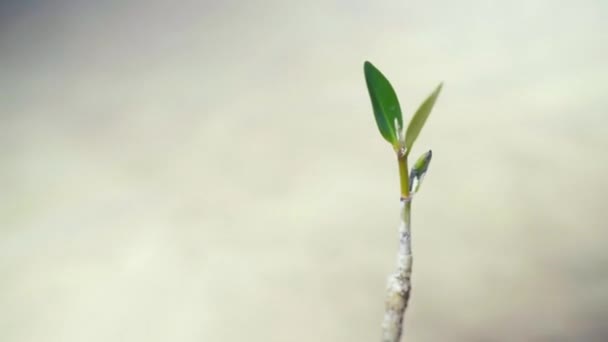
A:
363 61 442 342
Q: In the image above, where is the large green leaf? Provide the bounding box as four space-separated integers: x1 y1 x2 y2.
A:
364 61 403 146
405 83 443 151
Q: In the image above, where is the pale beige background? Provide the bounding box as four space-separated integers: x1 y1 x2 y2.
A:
1 0 607 341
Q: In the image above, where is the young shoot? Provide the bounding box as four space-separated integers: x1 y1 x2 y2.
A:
363 60 442 342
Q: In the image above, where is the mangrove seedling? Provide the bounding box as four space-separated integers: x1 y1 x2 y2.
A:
363 61 442 342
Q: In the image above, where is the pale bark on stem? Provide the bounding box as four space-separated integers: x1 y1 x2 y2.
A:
381 199 412 342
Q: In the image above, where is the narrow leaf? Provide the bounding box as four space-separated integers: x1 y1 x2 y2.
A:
363 61 403 146
405 83 443 151
409 150 432 193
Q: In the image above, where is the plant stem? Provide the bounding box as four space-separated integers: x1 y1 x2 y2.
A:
381 155 413 342
397 153 410 199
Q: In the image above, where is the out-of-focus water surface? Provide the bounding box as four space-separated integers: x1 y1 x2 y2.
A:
1 1 607 341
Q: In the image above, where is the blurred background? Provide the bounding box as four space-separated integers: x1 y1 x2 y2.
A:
1 0 607 341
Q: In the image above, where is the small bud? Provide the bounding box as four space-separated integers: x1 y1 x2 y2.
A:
409 150 432 193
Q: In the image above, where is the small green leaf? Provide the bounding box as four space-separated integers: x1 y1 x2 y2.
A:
364 61 403 146
405 83 443 151
409 150 432 193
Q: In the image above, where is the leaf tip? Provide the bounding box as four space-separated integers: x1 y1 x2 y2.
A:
436 82 444 94
363 61 375 76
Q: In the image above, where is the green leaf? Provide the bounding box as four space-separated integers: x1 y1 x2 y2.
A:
363 61 403 146
409 150 432 193
405 83 443 151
